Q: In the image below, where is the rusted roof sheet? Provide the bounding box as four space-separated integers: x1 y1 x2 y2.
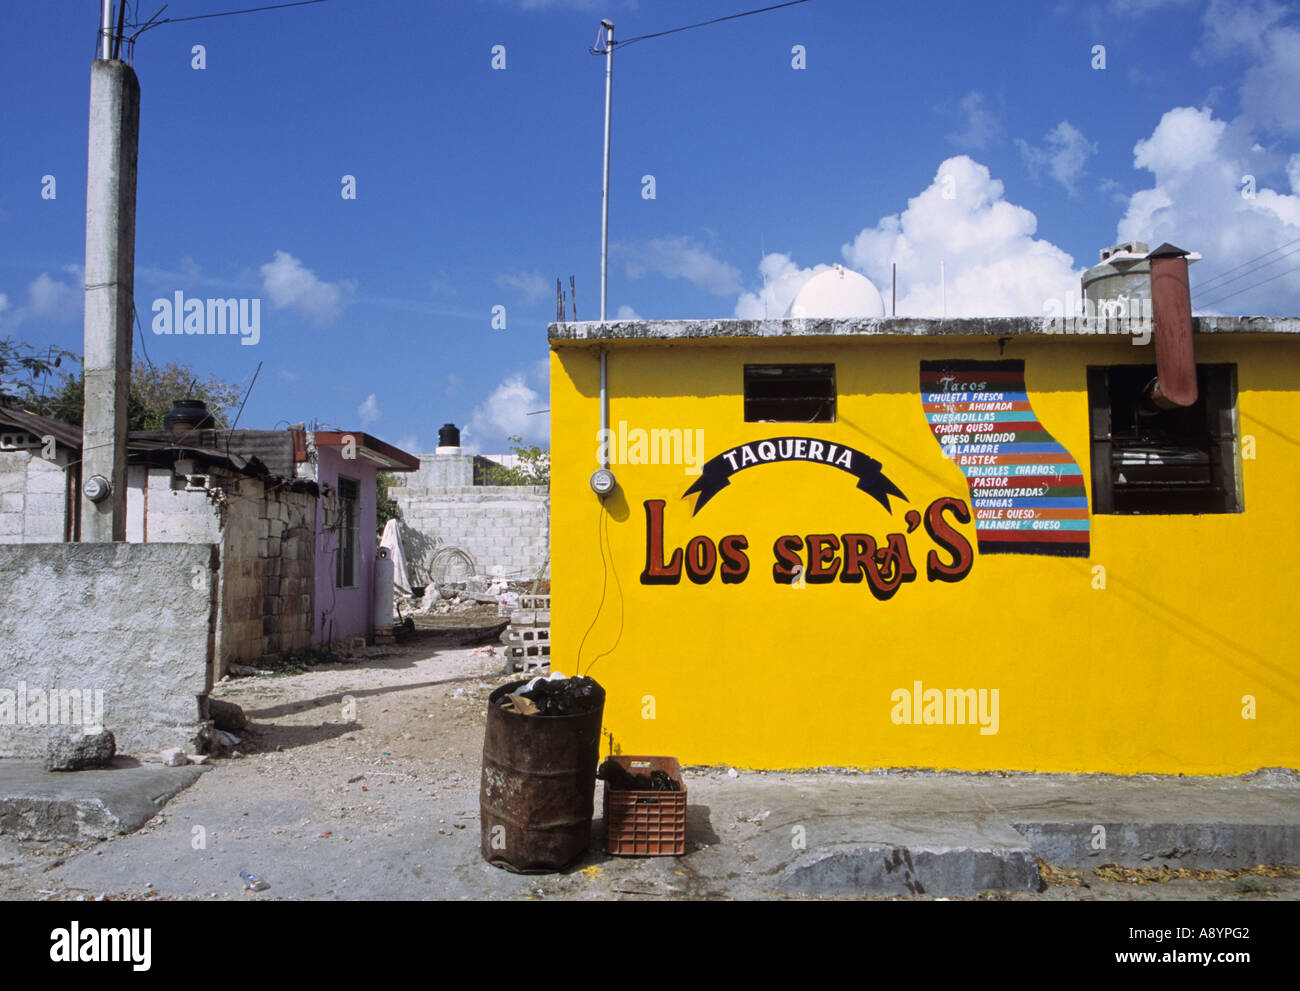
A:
128 429 298 479
0 402 83 450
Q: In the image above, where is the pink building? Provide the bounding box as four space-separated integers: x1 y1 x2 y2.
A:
311 431 420 647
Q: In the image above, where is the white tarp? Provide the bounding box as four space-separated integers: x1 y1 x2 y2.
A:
379 519 412 598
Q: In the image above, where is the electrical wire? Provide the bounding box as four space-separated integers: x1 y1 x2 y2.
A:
1193 242 1300 301
591 0 811 53
1194 260 1300 311
1192 235 1300 296
576 500 609 676
127 0 327 31
583 502 624 677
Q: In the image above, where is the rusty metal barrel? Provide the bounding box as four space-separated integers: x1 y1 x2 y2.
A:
480 678 606 873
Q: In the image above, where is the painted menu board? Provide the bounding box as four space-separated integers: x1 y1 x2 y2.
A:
921 359 1089 558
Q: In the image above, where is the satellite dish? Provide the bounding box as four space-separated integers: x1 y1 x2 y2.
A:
785 264 885 319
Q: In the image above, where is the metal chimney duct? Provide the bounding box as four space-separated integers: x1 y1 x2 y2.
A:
1146 242 1198 409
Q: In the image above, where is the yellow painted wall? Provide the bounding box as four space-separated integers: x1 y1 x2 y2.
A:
550 332 1299 773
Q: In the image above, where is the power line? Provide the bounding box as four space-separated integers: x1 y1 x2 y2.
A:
127 0 327 32
591 0 811 53
1192 243 1300 303
1195 260 1300 311
1193 235 1300 295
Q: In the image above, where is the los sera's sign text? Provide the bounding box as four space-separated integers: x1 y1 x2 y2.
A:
639 496 975 599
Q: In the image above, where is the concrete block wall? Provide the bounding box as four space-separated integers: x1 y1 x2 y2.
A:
256 485 315 660
126 466 221 543
123 467 316 676
0 448 71 543
214 477 315 676
405 452 475 489
391 483 549 581
0 542 217 757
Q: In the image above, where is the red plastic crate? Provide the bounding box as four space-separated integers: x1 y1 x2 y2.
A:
602 755 687 856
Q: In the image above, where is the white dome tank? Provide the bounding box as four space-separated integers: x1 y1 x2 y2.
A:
784 264 885 319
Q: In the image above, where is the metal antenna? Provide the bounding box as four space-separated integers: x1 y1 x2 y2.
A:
113 0 127 59
99 0 113 58
599 18 614 323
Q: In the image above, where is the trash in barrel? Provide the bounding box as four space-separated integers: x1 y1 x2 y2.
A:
480 672 605 873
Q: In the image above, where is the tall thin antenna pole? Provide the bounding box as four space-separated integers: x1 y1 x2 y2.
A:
113 0 126 59
892 262 896 317
99 0 113 59
599 18 614 322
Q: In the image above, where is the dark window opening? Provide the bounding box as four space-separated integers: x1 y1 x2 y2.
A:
1087 364 1241 515
336 476 360 587
744 364 836 423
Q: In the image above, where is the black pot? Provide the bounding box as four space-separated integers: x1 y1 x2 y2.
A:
163 399 216 434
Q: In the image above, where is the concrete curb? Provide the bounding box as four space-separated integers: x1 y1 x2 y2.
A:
0 759 207 842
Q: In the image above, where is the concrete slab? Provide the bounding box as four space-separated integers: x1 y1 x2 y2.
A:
674 769 1300 897
0 758 207 842
3 641 1294 900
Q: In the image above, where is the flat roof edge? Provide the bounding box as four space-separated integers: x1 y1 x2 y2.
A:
547 315 1300 344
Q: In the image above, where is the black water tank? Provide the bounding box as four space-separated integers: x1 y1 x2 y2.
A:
163 399 216 434
438 423 460 448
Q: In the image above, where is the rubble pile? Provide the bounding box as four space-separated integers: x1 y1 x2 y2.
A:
401 577 536 617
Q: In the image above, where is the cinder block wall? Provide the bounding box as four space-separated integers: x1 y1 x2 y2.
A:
0 542 217 757
256 485 315 661
0 448 72 543
126 467 316 675
392 473 549 582
213 478 315 674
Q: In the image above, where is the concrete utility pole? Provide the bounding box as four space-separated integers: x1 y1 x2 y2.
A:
81 2 140 541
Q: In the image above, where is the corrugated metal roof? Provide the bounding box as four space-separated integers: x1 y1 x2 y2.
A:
0 402 83 449
128 429 297 479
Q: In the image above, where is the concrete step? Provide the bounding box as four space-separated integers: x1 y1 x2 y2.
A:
0 759 207 842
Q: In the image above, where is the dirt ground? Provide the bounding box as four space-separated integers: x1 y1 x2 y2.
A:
0 634 536 901
1 634 1297 901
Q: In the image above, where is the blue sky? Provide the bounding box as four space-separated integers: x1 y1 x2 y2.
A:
2 0 1298 454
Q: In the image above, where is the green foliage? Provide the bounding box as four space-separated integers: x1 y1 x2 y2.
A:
479 435 550 487
23 360 243 430
0 339 78 402
376 471 402 537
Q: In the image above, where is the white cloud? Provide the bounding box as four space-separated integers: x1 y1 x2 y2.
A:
259 250 353 324
1202 0 1300 138
947 91 1001 151
358 394 381 427
734 255 838 319
468 360 549 449
615 304 641 320
1117 105 1300 313
395 433 421 454
495 270 551 304
619 236 743 296
505 0 602 9
0 269 83 331
840 156 1083 317
1016 121 1098 196
1109 0 1198 15
29 271 81 323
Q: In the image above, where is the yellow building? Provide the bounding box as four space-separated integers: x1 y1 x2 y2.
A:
549 314 1300 774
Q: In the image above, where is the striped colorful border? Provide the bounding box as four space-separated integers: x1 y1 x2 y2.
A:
920 359 1090 558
